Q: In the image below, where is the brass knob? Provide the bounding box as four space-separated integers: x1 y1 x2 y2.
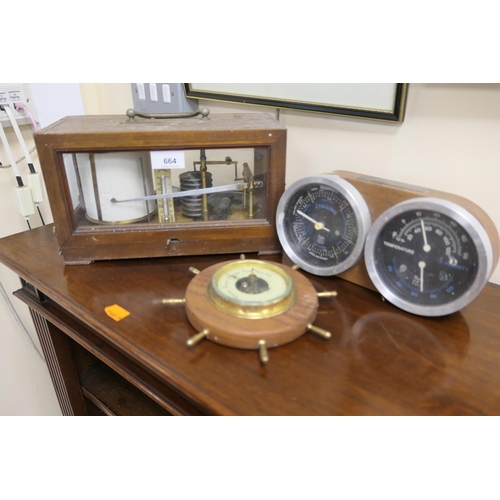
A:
258 340 269 364
306 323 332 339
162 298 186 304
187 329 210 347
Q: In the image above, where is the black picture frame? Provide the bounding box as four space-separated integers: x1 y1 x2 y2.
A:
184 83 408 123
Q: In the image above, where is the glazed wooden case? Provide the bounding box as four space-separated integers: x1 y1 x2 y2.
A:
35 112 286 264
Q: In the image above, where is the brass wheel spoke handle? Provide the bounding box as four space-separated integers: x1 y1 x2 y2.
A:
258 340 269 364
126 108 210 120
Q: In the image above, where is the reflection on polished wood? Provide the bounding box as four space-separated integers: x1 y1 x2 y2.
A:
1 224 500 415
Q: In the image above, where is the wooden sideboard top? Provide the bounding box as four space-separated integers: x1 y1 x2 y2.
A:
1 224 500 415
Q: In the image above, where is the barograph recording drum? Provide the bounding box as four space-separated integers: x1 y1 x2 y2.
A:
66 152 156 224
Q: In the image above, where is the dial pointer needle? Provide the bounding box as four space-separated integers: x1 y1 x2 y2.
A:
297 210 330 232
419 261 426 292
421 219 431 252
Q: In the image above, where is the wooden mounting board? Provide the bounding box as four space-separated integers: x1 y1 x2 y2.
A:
323 171 500 291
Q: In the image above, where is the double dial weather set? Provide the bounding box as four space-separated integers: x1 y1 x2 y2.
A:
276 171 499 318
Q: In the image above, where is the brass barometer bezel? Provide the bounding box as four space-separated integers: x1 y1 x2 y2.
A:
206 259 297 319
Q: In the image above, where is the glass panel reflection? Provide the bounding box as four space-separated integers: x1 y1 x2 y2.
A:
62 147 268 227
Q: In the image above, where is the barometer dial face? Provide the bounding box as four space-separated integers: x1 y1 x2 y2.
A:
364 198 494 317
276 175 371 276
207 260 297 319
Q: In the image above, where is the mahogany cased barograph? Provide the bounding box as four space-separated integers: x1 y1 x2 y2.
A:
35 112 286 264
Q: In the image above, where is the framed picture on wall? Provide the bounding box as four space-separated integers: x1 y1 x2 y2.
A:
184 83 408 123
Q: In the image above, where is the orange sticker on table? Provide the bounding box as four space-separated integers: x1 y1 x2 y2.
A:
105 304 130 321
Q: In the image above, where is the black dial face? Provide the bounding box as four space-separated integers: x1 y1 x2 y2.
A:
283 183 359 268
374 208 479 306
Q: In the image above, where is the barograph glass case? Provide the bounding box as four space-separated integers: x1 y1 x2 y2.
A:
35 112 286 264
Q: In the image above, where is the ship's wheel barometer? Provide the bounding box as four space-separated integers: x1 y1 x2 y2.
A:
166 255 336 364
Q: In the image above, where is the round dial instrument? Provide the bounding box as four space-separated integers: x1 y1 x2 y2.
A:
364 198 495 316
276 175 371 276
184 259 321 351
207 259 296 319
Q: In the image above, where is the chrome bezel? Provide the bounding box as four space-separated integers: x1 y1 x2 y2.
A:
364 197 493 317
276 174 371 276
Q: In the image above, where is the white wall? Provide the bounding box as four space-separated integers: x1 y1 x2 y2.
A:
0 84 84 415
1 83 499 415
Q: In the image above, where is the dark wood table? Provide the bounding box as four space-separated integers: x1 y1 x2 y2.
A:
1 224 500 415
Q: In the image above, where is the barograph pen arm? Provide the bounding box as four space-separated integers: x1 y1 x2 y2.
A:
110 182 262 204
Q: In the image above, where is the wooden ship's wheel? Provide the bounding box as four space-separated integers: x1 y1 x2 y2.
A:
167 255 336 364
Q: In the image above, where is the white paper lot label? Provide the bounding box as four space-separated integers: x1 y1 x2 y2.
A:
150 150 185 170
